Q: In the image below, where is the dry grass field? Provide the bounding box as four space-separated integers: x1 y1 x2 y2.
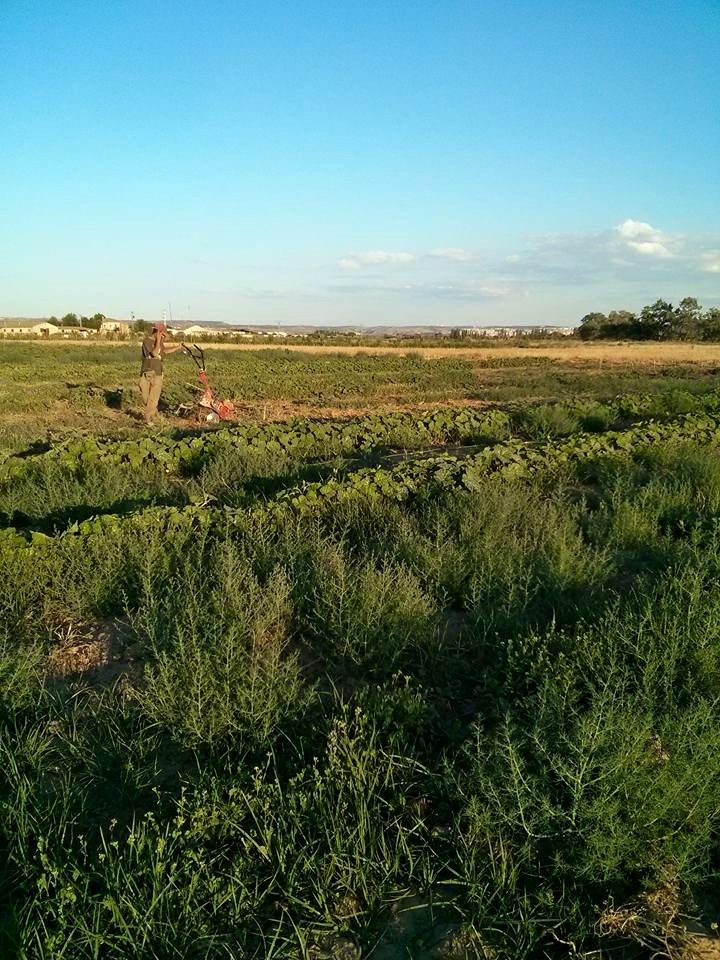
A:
14 337 720 362
197 340 720 363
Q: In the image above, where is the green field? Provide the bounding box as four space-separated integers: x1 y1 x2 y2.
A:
1 344 720 958
2 340 720 455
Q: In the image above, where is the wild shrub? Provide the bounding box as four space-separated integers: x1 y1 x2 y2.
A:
5 392 720 956
456 681 720 952
442 485 605 631
0 540 50 645
300 545 438 678
514 403 584 439
0 457 175 530
138 548 306 747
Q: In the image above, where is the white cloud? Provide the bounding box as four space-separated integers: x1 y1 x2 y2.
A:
700 252 720 273
615 219 674 258
616 219 661 241
419 281 508 299
500 219 693 283
626 240 673 258
430 248 473 262
336 222 719 298
338 250 417 269
338 247 474 269
331 280 511 300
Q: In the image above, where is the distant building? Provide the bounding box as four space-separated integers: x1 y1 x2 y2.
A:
99 320 130 336
459 325 576 338
0 319 61 337
61 327 94 338
170 324 208 337
231 329 255 338
459 326 516 338
169 323 252 338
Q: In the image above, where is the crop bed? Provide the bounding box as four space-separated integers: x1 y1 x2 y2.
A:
1 407 511 478
4 404 720 550
4 388 718 481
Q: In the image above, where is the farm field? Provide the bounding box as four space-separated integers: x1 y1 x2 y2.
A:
2 343 720 958
3 339 720 456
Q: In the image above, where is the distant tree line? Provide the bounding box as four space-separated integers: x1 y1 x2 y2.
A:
49 313 107 330
578 298 720 341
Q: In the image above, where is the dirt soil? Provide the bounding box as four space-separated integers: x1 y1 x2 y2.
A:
228 395 506 422
598 885 720 960
48 618 142 689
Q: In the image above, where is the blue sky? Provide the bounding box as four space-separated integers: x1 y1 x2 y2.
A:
1 0 718 326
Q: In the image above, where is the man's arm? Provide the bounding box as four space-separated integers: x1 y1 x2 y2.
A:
163 341 188 354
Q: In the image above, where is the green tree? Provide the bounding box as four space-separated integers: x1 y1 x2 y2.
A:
134 318 150 334
579 298 707 342
701 307 720 341
61 313 80 327
605 310 639 339
85 313 105 331
637 300 674 339
577 312 607 340
674 297 703 340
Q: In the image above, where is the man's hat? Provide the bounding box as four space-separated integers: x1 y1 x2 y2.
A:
153 322 168 333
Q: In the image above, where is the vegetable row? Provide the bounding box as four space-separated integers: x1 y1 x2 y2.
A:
4 389 719 483
2 407 512 479
4 407 720 551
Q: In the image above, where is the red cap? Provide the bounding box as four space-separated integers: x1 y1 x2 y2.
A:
153 322 168 333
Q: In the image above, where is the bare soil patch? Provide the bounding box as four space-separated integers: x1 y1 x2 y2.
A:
598 885 720 959
48 618 142 689
228 395 507 423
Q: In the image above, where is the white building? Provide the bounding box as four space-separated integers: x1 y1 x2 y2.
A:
0 319 61 337
169 324 256 338
99 320 131 336
460 325 576 338
61 327 94 338
460 326 518 338
169 324 208 337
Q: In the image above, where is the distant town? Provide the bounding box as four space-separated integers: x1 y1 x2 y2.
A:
0 316 577 340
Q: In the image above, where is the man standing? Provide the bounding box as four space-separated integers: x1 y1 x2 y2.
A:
139 322 184 424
